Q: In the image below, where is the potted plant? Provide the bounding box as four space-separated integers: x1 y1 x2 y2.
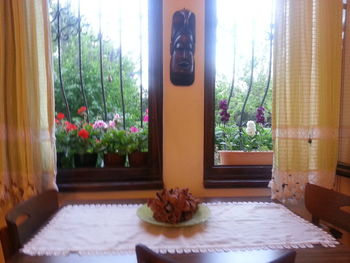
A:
127 127 148 167
55 112 76 168
216 122 273 165
101 128 129 167
69 122 102 168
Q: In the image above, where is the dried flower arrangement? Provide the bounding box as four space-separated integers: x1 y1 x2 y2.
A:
147 188 200 224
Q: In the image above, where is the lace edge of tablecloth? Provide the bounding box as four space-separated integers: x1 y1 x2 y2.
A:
21 240 339 256
21 201 339 256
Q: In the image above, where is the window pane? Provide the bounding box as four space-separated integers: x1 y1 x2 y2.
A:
51 0 149 167
50 0 163 191
215 0 274 165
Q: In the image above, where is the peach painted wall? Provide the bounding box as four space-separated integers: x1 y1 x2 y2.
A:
60 0 270 202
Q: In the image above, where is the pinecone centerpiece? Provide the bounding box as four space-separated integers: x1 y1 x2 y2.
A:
147 188 200 224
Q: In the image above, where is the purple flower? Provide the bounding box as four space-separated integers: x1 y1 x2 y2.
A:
219 100 228 110
256 106 265 125
220 112 230 124
219 100 230 124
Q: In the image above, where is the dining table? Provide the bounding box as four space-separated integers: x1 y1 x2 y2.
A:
7 196 350 263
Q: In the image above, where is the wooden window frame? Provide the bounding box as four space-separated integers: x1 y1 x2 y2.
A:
203 0 271 188
57 0 163 192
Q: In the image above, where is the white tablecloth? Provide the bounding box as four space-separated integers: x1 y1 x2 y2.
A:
22 202 338 256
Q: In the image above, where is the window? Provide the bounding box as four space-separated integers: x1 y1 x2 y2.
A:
51 0 163 191
204 0 274 188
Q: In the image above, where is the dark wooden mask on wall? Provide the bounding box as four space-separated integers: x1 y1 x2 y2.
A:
170 9 195 86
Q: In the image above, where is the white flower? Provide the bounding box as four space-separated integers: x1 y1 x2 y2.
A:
113 113 121 122
246 120 256 136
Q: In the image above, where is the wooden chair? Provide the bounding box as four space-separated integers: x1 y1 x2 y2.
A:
136 244 177 263
305 183 350 236
5 190 59 253
0 226 16 261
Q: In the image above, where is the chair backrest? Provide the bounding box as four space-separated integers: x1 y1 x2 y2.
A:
136 244 177 263
5 190 59 251
305 183 350 233
0 226 16 261
269 250 296 263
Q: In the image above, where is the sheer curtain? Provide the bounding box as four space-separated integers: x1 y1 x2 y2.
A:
270 0 343 202
0 0 56 215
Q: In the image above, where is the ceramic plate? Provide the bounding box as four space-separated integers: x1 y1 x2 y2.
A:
137 204 210 227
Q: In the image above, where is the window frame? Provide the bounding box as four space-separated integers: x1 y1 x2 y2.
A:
203 0 272 188
56 0 163 192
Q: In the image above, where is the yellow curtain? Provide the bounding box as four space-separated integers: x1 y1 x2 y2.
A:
0 0 56 214
270 0 343 202
338 3 350 172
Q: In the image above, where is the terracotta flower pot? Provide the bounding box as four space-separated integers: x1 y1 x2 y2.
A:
104 153 126 167
219 151 273 165
128 151 148 167
74 153 98 168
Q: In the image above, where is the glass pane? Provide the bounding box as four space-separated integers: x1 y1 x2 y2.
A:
50 0 149 168
215 0 274 165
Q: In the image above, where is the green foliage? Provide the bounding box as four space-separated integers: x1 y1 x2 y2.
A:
101 129 129 155
127 128 148 153
55 120 70 153
216 123 272 152
215 57 273 127
68 124 103 154
51 2 146 128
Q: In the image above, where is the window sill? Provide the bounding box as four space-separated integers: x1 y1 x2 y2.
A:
205 179 270 188
204 165 272 189
57 168 163 192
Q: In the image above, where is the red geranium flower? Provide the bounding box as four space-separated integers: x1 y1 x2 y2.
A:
77 106 87 114
56 112 65 120
65 121 77 132
78 129 89 139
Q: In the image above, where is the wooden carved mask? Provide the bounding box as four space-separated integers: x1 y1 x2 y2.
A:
170 9 195 86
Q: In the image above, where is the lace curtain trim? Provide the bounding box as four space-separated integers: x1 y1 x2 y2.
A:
273 127 338 140
269 169 335 203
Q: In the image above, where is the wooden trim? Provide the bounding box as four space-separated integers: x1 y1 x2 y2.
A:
58 180 163 192
56 0 163 192
203 0 271 188
337 162 350 178
204 179 269 188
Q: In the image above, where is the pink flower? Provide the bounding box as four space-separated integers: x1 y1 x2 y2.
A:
108 120 116 128
113 113 121 121
143 115 149 122
146 108 149 114
130 126 139 133
93 120 107 129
